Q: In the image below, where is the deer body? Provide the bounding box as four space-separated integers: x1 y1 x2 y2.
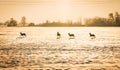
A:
89 33 95 39
57 32 61 39
20 32 26 36
68 33 75 39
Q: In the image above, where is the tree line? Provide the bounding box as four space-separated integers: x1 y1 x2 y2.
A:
0 12 120 27
85 12 120 26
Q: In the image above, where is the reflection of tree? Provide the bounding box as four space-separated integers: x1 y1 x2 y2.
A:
7 18 17 26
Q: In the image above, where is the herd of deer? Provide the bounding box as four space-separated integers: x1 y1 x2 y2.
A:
57 32 95 39
19 32 96 39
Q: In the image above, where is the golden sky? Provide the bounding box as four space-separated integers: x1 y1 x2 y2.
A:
0 0 120 23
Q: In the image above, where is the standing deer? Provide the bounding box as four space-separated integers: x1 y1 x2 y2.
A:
20 32 26 37
89 33 95 39
68 33 75 39
57 32 61 39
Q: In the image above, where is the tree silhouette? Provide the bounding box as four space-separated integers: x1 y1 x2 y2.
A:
7 18 17 26
0 22 3 25
115 12 120 25
109 13 114 22
20 16 26 26
28 22 35 26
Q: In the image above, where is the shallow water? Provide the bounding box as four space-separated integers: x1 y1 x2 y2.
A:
0 27 120 69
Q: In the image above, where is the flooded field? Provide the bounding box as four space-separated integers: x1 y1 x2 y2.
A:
0 27 120 70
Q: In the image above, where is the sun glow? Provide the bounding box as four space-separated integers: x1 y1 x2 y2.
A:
0 0 120 23
57 0 71 21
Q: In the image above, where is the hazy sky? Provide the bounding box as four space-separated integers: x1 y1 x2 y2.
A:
0 0 120 23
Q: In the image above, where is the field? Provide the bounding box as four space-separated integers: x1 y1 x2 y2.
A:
0 27 120 70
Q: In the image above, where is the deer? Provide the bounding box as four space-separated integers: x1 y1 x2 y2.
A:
20 32 26 37
68 33 75 39
57 32 61 39
89 33 95 39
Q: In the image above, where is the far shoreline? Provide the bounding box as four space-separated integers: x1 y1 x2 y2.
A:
2 26 120 27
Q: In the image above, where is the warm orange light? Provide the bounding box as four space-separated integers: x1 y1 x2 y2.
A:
0 0 120 23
